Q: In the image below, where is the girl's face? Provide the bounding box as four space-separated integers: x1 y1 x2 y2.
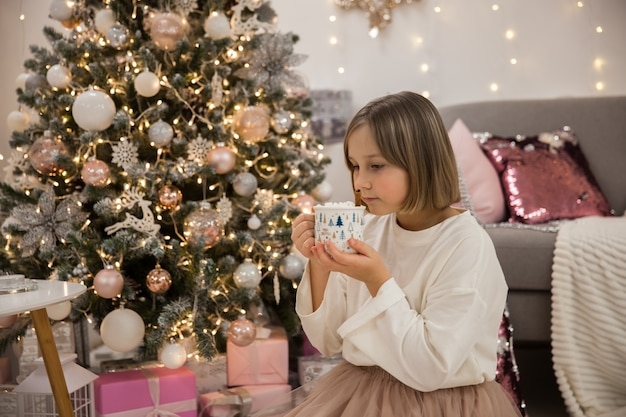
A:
346 124 409 216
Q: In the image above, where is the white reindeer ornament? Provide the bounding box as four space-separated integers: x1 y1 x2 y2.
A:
104 187 161 236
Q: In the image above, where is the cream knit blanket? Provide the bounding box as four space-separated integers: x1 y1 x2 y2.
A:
551 216 626 417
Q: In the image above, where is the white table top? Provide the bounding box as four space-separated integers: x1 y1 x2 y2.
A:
0 280 86 316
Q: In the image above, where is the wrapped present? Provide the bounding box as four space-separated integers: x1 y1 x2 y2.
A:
185 354 228 394
94 365 197 417
298 354 343 386
227 326 288 386
199 384 292 417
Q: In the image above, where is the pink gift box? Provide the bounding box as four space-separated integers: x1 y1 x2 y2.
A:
94 366 197 417
227 326 288 386
199 384 291 417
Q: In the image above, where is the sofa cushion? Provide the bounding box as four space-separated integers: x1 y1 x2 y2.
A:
486 226 557 291
448 118 506 224
439 96 626 217
480 128 613 224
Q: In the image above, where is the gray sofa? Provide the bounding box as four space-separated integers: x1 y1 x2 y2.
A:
439 95 626 346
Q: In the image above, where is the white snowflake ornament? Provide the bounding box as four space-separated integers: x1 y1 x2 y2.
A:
187 135 212 163
111 139 139 171
216 194 233 224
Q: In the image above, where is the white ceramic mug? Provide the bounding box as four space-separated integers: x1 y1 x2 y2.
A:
314 203 365 253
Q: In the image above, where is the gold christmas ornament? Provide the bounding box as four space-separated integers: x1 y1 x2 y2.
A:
335 0 419 38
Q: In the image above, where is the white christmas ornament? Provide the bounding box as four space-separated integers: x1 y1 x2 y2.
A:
311 180 333 202
279 253 305 280
72 89 116 131
233 258 262 288
49 0 73 21
247 214 261 230
161 342 187 369
46 64 72 89
100 308 145 353
232 172 258 197
6 110 30 133
94 8 116 34
15 72 30 90
134 71 161 97
204 11 232 40
46 300 72 321
148 120 174 147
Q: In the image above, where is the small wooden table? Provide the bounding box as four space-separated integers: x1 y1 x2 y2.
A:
0 280 86 417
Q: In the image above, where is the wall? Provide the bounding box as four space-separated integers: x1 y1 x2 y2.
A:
1 0 625 201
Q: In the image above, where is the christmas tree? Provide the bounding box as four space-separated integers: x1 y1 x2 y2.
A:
0 0 331 364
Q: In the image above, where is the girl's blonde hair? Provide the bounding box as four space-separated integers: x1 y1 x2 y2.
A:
343 91 460 212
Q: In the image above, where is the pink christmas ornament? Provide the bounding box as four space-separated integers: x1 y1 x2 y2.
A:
146 266 172 294
157 184 183 210
233 106 270 143
207 146 236 174
228 317 256 347
183 204 223 250
81 159 111 187
93 267 124 299
28 131 70 175
292 193 316 214
150 13 188 51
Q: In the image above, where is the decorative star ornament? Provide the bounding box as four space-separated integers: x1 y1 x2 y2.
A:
335 0 419 38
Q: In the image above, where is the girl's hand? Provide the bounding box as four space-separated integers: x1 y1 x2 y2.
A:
290 213 316 258
311 238 391 296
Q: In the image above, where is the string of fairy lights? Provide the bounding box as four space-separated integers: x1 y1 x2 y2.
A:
6 0 614 131
325 0 610 100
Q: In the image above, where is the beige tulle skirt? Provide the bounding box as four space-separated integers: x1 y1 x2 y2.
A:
281 361 523 417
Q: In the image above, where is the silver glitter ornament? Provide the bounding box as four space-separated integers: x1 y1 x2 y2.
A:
106 23 130 49
270 110 292 134
148 120 174 147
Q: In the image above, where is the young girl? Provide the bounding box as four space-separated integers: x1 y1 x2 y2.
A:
287 91 522 417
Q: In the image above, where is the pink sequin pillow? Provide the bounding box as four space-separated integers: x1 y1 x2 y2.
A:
448 119 506 224
480 127 613 224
